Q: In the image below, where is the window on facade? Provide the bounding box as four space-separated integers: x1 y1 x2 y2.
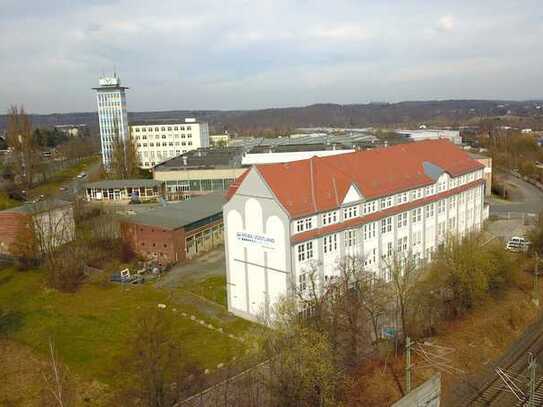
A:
413 230 422 246
322 211 338 226
296 217 313 233
380 196 393 209
396 212 408 229
397 236 408 253
343 206 358 220
298 272 307 291
364 248 377 267
297 241 314 262
410 188 423 200
363 222 376 240
448 217 456 229
323 234 338 253
383 241 393 259
363 201 377 215
411 207 422 223
437 200 446 215
396 192 408 205
449 196 456 209
381 217 392 234
425 203 434 218
344 230 356 247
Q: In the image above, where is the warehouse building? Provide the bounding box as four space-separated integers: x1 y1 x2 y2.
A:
153 147 246 200
223 140 488 321
120 191 225 264
84 179 164 202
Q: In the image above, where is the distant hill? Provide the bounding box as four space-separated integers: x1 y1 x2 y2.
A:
1 100 542 135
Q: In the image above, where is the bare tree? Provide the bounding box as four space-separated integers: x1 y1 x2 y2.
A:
386 253 422 340
110 124 140 179
6 105 39 189
41 338 75 407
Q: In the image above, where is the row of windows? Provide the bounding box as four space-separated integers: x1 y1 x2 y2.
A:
294 185 482 236
138 141 193 147
134 125 193 132
136 134 193 140
296 207 482 264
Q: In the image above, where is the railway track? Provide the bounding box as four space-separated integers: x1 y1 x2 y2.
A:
447 313 543 406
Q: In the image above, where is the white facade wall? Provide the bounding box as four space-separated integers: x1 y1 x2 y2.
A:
131 121 209 169
225 166 486 322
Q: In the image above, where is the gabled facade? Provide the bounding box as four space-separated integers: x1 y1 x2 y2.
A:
224 140 488 322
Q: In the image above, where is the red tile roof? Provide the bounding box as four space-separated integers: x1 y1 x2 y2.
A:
224 168 250 200
291 179 484 244
254 140 484 218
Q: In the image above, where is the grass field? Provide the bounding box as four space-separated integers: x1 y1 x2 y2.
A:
0 266 251 386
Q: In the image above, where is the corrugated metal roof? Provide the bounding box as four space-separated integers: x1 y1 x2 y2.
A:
120 191 225 230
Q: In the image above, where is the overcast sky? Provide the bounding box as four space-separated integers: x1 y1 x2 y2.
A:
1 0 542 114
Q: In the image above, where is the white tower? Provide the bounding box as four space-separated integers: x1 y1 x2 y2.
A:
93 74 129 168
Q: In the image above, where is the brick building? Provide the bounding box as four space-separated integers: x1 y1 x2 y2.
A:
120 191 225 264
0 199 74 256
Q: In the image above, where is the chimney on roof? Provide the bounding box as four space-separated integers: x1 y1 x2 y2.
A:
182 156 188 166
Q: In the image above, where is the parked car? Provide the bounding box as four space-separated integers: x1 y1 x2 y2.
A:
76 172 87 179
506 236 531 252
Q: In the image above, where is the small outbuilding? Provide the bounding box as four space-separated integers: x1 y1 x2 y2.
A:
119 191 225 264
0 198 75 256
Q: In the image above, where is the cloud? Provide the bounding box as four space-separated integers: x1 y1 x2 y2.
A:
1 0 542 113
437 15 455 32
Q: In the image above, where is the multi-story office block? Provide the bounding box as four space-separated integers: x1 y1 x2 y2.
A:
223 140 489 322
93 74 129 168
130 118 209 169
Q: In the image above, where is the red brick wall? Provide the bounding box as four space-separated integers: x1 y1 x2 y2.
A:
0 212 31 255
120 221 186 265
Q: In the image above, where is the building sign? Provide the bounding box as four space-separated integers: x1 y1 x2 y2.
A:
236 231 276 251
99 77 119 86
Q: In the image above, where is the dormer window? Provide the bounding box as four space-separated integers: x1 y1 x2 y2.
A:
343 206 358 220
296 217 313 233
322 211 338 226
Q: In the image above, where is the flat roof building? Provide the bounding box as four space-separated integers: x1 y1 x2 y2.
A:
120 191 225 264
130 118 209 169
153 147 247 200
224 140 488 321
84 179 164 202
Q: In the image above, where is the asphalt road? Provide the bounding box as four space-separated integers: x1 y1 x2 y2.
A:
489 174 543 215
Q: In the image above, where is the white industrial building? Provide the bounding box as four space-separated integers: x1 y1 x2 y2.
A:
242 148 354 165
93 74 129 168
223 140 488 322
396 129 462 145
131 118 209 169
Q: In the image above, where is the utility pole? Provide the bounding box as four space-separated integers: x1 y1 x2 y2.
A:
405 336 413 394
534 253 540 307
528 352 537 407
